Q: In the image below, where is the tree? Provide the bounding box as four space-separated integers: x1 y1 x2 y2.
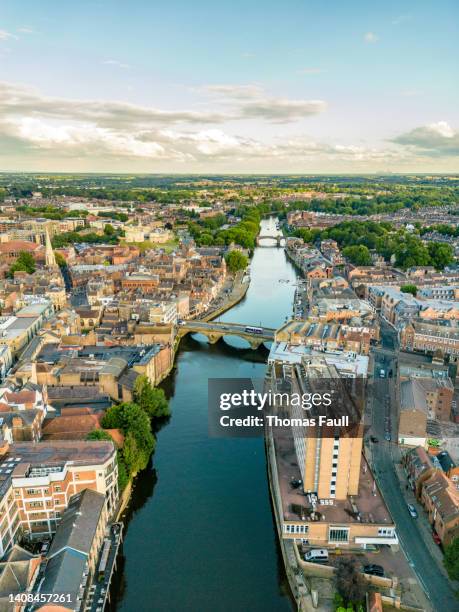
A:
225 250 248 274
55 252 67 268
342 245 372 266
134 375 170 419
334 557 366 607
104 223 116 236
444 538 459 580
117 451 129 491
86 429 113 442
102 402 156 478
427 242 454 270
7 251 36 277
400 284 418 296
394 235 431 269
101 404 124 429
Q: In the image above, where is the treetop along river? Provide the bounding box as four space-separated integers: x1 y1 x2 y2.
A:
114 219 296 611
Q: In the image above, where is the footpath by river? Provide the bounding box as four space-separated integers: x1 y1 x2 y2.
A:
113 219 297 612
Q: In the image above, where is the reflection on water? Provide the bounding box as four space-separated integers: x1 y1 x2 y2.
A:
113 220 296 612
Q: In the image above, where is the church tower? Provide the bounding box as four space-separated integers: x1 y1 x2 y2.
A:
45 227 57 268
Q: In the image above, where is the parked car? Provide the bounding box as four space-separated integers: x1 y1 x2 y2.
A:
370 436 379 443
407 503 418 518
384 433 391 442
363 564 385 577
432 532 441 545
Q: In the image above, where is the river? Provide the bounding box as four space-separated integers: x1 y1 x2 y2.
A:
113 219 297 612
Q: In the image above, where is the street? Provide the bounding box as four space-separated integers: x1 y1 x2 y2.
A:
368 328 458 611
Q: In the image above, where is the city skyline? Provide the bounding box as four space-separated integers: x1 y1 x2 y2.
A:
0 0 458 173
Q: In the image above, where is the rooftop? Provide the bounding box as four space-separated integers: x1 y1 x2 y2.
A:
273 430 393 526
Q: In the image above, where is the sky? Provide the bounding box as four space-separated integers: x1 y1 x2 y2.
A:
0 0 458 174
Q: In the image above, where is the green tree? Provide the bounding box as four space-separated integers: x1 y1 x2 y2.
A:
444 537 459 580
400 284 418 296
225 250 248 274
55 252 67 268
86 429 113 442
394 235 431 269
7 251 36 277
104 223 116 236
101 404 124 429
342 245 372 266
427 242 454 270
117 451 129 491
134 375 170 419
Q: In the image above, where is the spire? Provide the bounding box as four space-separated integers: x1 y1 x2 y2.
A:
45 228 57 268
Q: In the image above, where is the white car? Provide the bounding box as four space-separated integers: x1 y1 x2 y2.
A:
407 503 418 518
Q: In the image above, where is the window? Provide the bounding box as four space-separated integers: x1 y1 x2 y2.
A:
378 528 394 536
329 527 349 543
284 524 308 534
28 501 43 509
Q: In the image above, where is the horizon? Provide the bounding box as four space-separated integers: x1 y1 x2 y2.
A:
0 0 458 174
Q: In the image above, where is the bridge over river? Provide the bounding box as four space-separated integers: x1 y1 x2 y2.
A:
255 234 286 247
177 320 275 349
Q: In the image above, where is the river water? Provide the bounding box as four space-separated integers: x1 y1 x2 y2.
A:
114 219 297 612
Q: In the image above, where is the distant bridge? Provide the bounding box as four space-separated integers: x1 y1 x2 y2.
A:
256 234 286 247
177 320 275 349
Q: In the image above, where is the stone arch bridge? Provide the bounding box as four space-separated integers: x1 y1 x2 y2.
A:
256 234 286 247
177 320 275 349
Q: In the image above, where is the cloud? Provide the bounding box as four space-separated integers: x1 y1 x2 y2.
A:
392 121 459 156
17 26 34 34
364 32 379 43
0 79 453 171
0 81 229 127
102 59 131 69
0 29 18 40
205 84 264 99
239 98 326 122
203 83 327 122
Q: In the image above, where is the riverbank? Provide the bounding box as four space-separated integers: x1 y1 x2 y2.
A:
114 221 295 612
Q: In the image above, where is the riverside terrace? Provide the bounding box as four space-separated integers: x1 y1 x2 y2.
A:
271 431 398 549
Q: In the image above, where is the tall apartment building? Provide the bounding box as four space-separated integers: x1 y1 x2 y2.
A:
0 440 118 556
266 355 397 549
289 360 363 501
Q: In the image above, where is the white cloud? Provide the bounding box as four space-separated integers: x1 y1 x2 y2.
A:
0 80 455 171
364 32 379 43
392 121 459 155
17 26 34 34
0 29 18 40
204 84 264 99
102 59 131 69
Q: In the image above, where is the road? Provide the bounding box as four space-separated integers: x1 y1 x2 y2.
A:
369 334 458 611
